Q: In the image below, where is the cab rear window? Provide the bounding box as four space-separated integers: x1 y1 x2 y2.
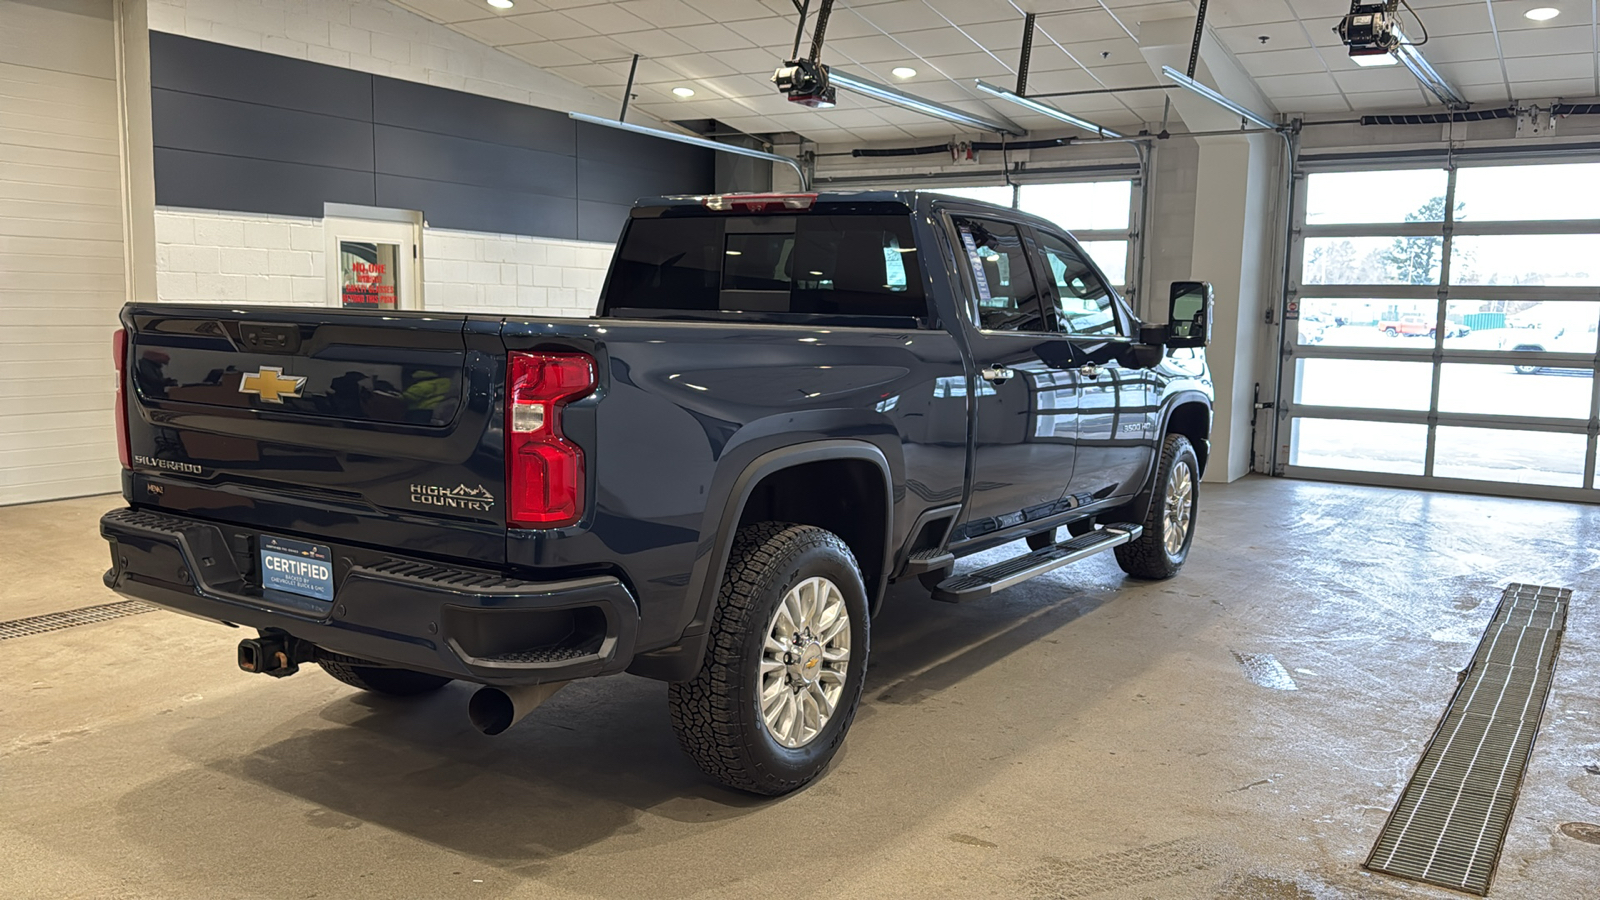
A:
604 215 926 322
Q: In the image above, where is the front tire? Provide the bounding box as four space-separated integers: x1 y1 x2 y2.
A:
1115 434 1199 580
318 658 452 696
668 523 869 796
1513 364 1541 375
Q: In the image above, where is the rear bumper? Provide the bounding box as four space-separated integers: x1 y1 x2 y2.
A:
99 508 638 686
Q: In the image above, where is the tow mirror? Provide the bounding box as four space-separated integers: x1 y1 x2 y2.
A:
1166 281 1214 348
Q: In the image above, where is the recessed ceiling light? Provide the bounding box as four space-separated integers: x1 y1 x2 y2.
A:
1525 6 1560 19
672 87 695 98
891 66 917 79
486 0 513 8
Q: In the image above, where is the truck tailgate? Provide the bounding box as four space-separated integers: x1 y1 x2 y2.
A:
121 305 507 565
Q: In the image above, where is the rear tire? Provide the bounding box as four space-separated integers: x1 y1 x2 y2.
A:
668 523 869 796
1115 434 1199 580
318 658 452 696
1384 327 1398 336
1513 364 1541 375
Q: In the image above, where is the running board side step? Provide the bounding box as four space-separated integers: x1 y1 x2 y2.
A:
930 524 1141 603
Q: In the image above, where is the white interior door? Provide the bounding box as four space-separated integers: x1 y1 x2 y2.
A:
324 216 418 310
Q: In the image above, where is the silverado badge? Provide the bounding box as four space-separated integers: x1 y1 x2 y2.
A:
239 366 307 403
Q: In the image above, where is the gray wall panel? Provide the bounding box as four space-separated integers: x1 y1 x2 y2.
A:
373 125 576 198
151 33 712 242
376 174 577 238
149 31 371 121
576 156 706 207
373 77 574 157
154 89 375 171
576 200 633 243
155 148 376 217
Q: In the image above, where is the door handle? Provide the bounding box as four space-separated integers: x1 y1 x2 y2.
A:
1078 363 1101 378
980 365 1014 384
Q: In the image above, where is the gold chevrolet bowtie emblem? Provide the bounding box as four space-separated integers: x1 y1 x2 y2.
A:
239 366 307 403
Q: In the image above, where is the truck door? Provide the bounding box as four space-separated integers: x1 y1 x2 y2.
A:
1029 228 1157 504
947 214 1079 538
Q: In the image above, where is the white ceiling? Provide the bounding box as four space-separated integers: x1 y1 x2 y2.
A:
388 0 1600 143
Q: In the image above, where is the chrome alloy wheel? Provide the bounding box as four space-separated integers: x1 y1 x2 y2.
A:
1163 462 1195 556
759 576 851 749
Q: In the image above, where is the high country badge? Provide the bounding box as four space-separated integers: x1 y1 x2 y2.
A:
410 483 496 512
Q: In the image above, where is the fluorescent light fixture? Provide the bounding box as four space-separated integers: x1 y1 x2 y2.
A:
827 69 1025 136
1159 66 1277 130
1390 24 1466 107
1351 50 1399 66
973 80 1122 138
671 87 695 98
1525 6 1560 19
891 66 917 79
486 0 512 8
568 112 808 187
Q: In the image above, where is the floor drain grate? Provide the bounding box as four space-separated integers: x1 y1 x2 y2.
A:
0 600 159 641
1365 583 1570 896
1232 651 1299 691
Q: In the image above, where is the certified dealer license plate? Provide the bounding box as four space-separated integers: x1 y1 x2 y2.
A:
259 535 335 606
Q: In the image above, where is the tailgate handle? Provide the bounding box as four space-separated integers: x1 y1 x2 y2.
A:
239 322 301 354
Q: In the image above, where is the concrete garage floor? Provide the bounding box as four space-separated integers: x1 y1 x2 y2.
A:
3 478 1597 900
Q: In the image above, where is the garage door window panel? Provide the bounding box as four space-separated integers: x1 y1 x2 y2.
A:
1432 427 1588 488
1454 163 1600 222
1305 169 1450 225
1289 418 1428 476
1437 362 1594 420
1298 299 1448 348
1448 234 1600 286
1303 236 1443 286
1294 359 1433 411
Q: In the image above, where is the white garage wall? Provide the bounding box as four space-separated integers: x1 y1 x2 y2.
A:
1 0 127 505
155 207 613 316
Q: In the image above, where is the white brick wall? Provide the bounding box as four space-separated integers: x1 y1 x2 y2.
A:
421 227 611 317
156 208 326 306
155 207 613 316
145 0 654 125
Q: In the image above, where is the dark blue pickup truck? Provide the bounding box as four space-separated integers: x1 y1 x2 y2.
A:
101 191 1214 795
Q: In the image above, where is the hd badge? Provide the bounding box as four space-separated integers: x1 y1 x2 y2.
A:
239 366 307 403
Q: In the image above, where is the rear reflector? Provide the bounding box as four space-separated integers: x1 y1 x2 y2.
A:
506 352 596 528
113 328 130 469
700 193 818 212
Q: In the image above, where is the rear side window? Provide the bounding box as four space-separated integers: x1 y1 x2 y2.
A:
605 215 926 321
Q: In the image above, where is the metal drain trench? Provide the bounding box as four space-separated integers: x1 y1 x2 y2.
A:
1365 583 1571 896
0 600 157 640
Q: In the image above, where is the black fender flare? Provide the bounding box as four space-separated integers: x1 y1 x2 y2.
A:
627 440 895 682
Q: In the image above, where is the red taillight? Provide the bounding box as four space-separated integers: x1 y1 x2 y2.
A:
700 193 817 212
113 327 130 469
506 352 596 528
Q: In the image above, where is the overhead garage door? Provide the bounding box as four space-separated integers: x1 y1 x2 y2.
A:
1277 158 1600 501
0 0 126 504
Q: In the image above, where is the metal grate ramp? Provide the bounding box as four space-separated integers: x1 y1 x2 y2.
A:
1365 583 1571 896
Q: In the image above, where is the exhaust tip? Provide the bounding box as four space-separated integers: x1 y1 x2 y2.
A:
468 687 517 735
